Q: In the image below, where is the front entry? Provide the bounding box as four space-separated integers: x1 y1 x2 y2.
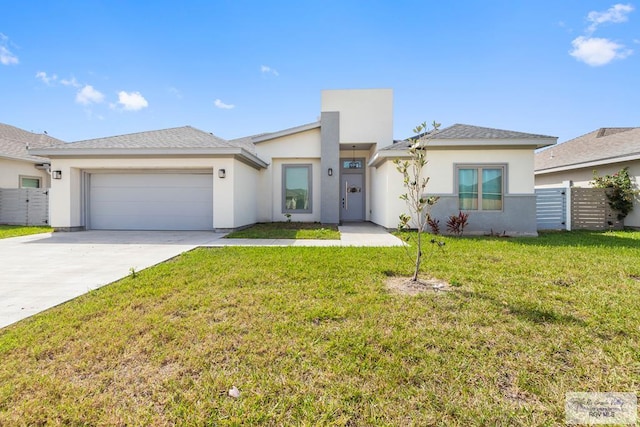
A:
341 172 365 222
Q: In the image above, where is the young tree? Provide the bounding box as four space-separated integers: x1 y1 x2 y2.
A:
393 121 440 282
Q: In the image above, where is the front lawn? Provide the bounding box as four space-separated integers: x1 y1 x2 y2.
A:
225 222 340 240
0 225 52 239
0 231 639 425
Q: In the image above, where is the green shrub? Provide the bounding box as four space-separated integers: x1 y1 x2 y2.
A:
591 167 639 220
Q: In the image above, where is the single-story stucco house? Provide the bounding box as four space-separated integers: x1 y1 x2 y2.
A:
535 127 640 229
30 89 556 235
0 123 64 189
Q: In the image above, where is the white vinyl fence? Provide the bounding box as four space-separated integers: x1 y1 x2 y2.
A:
0 188 49 226
535 187 568 230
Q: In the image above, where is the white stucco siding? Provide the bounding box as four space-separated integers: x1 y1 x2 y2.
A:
371 148 536 229
255 167 272 222
321 89 393 146
370 161 404 229
535 161 640 228
427 149 534 194
0 158 49 188
232 160 259 228
47 157 242 230
254 129 321 160
270 158 321 222
255 129 322 223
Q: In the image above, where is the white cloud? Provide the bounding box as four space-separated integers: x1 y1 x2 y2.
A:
35 71 58 85
60 76 81 88
260 65 279 76
570 36 633 66
214 98 235 109
76 85 105 105
0 33 19 65
570 4 635 66
587 3 634 33
116 91 148 111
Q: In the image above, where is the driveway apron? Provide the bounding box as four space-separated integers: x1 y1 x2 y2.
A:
0 231 225 329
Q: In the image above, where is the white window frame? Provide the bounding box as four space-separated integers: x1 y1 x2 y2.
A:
20 175 41 189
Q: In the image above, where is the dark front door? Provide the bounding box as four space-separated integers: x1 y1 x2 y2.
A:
341 173 364 222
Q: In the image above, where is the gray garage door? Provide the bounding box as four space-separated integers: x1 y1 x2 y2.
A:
89 173 213 230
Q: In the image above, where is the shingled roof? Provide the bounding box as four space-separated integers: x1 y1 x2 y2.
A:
535 127 640 172
0 123 65 163
29 125 269 169
45 126 233 150
380 123 556 151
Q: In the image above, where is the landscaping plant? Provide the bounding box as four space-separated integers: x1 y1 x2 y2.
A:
591 167 639 220
393 121 441 281
446 210 470 236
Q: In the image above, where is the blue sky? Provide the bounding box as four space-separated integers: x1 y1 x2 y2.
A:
1 1 638 143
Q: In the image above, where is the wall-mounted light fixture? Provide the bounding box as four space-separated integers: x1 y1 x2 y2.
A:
328 168 333 176
52 170 62 180
218 169 226 179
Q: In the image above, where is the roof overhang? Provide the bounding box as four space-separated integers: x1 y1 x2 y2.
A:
425 138 556 149
535 152 640 175
28 147 269 169
252 122 321 144
369 141 555 168
0 153 50 164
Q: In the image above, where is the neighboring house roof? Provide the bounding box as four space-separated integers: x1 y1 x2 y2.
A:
29 125 268 169
0 123 65 163
370 123 557 166
535 127 640 174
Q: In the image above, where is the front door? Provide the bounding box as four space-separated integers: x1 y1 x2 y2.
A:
341 173 364 222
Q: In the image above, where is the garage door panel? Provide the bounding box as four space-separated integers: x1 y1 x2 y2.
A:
92 173 212 188
89 173 213 230
91 200 213 216
92 187 211 203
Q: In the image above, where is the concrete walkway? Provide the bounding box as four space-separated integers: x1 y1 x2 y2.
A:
214 223 404 247
0 223 402 329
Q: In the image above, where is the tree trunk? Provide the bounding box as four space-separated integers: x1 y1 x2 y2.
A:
412 232 421 281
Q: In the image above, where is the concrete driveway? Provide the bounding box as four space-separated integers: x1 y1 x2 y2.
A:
0 230 225 329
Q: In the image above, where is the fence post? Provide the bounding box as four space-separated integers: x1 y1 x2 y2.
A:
563 180 572 231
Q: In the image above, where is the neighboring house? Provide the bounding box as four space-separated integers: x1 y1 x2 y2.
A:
31 89 556 234
0 123 64 189
535 127 640 228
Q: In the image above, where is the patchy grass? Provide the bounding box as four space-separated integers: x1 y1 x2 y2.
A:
225 222 340 240
0 225 52 240
0 231 639 425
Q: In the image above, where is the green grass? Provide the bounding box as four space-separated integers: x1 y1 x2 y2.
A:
225 222 340 239
1 231 639 425
0 225 52 239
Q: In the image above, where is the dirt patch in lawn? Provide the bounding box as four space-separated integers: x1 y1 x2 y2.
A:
385 276 452 296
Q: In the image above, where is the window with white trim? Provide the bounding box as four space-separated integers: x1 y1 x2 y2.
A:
457 165 504 211
282 164 312 213
20 176 41 189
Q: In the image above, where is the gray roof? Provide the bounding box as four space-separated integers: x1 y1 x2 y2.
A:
29 125 269 169
381 123 556 151
231 122 320 146
535 127 640 172
49 126 233 150
0 123 65 162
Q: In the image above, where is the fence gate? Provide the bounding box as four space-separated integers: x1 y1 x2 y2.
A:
571 187 623 230
535 187 567 230
0 188 49 226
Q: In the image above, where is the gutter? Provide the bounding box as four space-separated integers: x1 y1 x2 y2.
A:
28 147 269 169
535 152 640 175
